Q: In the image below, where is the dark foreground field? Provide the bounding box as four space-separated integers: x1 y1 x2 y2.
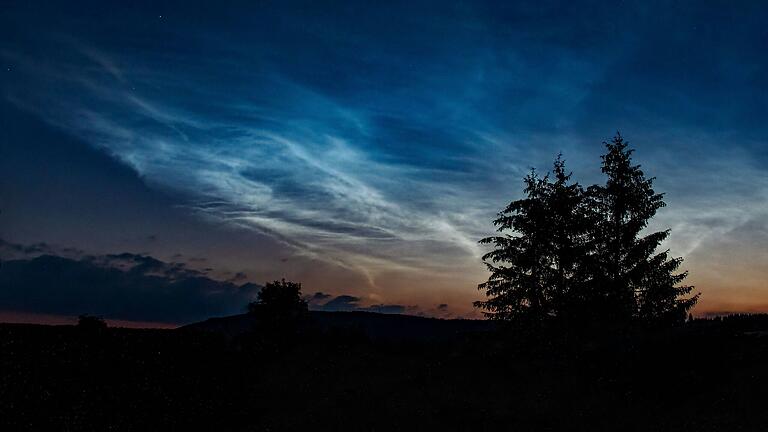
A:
2 313 768 431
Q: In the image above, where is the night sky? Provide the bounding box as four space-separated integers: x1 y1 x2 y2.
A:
1 1 766 325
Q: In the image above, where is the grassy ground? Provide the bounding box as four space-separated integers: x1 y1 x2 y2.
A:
2 320 768 431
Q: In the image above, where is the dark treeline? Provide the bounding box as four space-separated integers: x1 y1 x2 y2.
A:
477 134 698 329
691 313 768 332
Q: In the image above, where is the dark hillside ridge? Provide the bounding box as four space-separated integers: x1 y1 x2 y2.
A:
181 310 496 341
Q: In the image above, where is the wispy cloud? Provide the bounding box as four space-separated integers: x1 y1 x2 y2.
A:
2 44 506 290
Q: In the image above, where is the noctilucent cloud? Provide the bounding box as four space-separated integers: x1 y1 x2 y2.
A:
1 1 767 323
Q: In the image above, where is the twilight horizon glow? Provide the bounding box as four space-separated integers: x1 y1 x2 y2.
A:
1 1 766 325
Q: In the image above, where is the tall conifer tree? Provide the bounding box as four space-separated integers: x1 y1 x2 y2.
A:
587 133 698 325
476 170 552 322
545 155 593 324
476 157 591 324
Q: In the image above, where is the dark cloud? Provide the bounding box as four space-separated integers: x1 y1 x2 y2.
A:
0 253 261 324
364 304 406 314
0 239 55 257
310 294 407 315
437 304 449 311
91 252 202 280
60 246 86 256
227 272 248 283
320 295 361 312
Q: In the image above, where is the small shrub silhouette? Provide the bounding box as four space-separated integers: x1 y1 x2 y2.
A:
77 314 107 331
248 279 308 318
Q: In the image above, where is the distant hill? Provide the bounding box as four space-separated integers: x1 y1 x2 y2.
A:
181 310 496 341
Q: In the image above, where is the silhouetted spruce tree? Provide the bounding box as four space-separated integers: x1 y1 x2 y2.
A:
545 155 594 325
587 133 698 325
476 157 593 325
475 169 553 323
